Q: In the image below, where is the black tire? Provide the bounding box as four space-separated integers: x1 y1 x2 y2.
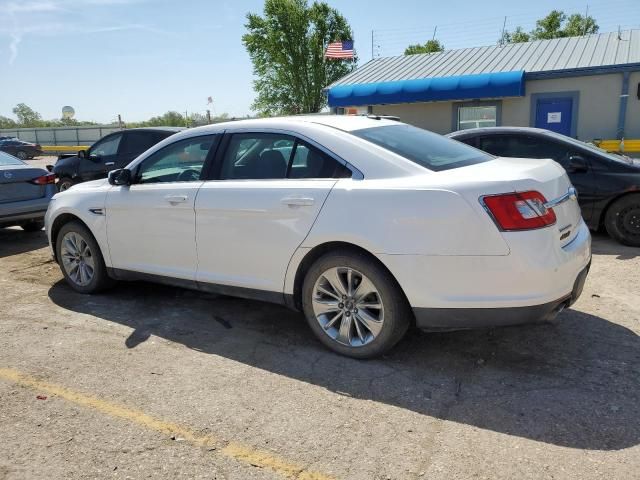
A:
58 177 76 192
604 194 640 247
16 150 28 160
302 249 411 359
21 220 44 232
55 221 116 294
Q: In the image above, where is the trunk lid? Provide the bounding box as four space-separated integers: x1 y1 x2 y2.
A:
441 157 583 246
0 165 48 204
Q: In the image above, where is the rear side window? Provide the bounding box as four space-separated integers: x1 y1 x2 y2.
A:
352 124 492 172
120 131 166 155
220 133 351 180
479 135 569 166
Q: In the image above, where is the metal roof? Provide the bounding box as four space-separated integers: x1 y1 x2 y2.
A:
329 30 640 87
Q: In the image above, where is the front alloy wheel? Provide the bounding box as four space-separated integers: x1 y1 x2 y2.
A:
312 267 384 347
60 231 95 287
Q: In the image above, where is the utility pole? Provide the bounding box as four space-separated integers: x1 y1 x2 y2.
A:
371 30 374 60
206 110 212 124
185 110 189 127
117 114 123 129
583 5 589 36
431 26 437 41
500 16 507 46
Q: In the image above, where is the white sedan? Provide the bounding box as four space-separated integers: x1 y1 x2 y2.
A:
45 116 591 358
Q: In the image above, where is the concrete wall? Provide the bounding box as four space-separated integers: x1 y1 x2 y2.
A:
364 72 638 141
626 71 640 139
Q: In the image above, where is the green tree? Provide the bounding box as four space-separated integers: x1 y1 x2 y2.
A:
0 115 17 129
500 26 530 44
243 0 356 116
502 10 598 44
404 39 444 55
12 103 42 127
531 9 566 40
563 13 599 37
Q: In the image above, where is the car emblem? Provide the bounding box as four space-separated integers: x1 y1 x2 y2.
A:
3 171 12 179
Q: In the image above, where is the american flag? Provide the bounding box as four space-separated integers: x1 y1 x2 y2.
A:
325 40 354 59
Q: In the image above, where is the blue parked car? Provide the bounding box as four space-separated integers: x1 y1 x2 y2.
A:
0 151 56 231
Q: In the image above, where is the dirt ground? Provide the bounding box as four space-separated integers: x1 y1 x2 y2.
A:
0 225 638 480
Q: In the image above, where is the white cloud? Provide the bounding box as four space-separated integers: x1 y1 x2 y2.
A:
1 0 162 63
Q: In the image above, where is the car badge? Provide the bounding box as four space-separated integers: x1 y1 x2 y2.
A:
3 171 12 179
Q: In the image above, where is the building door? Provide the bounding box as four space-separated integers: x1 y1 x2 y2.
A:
535 97 573 136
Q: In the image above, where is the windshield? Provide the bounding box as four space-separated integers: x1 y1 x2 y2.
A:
0 151 24 166
352 124 493 171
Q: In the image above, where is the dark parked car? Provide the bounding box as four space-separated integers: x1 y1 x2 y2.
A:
447 127 640 247
0 151 55 231
0 138 42 160
53 127 182 191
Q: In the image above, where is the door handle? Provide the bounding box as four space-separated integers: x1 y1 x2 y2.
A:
281 196 315 207
165 194 188 204
105 162 115 166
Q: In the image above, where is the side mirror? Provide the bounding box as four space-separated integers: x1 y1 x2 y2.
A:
108 168 132 186
78 149 86 159
567 155 588 173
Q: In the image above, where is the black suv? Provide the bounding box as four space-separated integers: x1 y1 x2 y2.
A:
447 127 640 247
53 127 183 191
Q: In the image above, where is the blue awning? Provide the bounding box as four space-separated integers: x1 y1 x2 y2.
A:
327 70 525 107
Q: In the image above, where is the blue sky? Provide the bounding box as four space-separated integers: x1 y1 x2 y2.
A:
1 0 638 123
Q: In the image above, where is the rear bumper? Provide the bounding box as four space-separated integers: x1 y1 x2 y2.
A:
0 195 52 226
413 261 590 330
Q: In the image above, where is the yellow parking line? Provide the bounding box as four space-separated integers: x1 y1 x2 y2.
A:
0 367 334 480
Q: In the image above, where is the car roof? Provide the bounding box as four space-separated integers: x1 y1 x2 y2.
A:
125 127 185 133
183 115 402 136
447 127 552 137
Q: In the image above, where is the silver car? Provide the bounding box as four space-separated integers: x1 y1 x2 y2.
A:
0 151 56 231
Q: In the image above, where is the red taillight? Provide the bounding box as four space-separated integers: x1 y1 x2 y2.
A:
482 191 556 231
31 173 56 185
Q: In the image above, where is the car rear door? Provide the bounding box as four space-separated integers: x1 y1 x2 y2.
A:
477 134 596 222
106 134 219 280
195 131 350 295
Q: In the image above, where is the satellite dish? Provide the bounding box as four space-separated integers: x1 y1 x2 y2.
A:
62 106 75 119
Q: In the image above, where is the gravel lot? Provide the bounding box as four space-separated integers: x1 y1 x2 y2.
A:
0 217 639 478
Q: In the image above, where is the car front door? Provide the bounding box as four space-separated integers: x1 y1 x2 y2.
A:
79 132 123 181
477 134 596 222
195 131 351 296
105 134 218 280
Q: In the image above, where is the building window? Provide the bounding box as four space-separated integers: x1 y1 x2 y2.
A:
457 106 497 130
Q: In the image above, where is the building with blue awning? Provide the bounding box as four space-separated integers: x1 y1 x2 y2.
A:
326 30 640 141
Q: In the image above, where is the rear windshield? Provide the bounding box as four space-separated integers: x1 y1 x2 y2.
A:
0 151 24 166
352 124 493 171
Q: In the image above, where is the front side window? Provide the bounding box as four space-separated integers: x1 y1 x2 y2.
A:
457 106 497 130
136 135 216 184
90 134 122 157
352 124 492 172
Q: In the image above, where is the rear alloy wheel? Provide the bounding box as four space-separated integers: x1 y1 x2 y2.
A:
302 250 410 358
605 194 640 247
16 150 28 160
21 220 44 232
56 221 115 293
58 177 76 192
